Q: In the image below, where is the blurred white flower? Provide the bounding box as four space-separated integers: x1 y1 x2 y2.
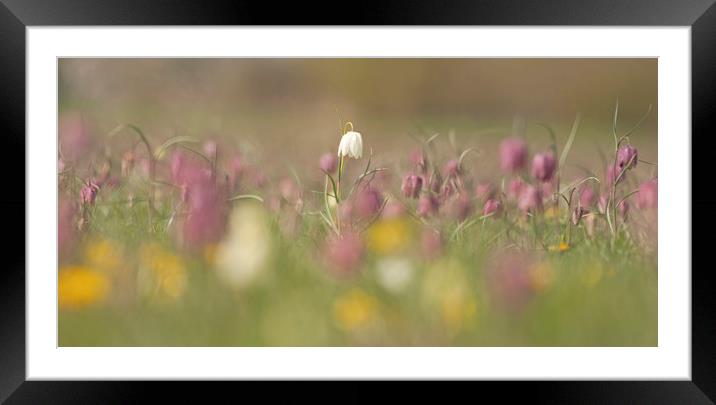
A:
337 131 363 159
215 202 272 288
376 256 414 293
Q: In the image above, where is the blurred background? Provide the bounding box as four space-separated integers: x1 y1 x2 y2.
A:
59 58 657 178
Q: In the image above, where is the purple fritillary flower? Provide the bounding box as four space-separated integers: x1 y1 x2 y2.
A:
531 152 556 182
605 163 629 187
442 159 460 178
483 198 501 217
319 153 338 174
79 181 100 205
637 179 658 210
182 176 227 251
401 173 423 199
475 182 495 201
507 177 524 200
579 186 596 208
354 186 383 219
500 137 527 172
518 185 543 213
617 145 638 172
416 194 439 218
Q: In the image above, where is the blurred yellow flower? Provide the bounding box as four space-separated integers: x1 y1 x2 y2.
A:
58 265 110 310
333 289 378 332
83 238 123 272
139 243 187 300
548 242 570 253
366 218 412 255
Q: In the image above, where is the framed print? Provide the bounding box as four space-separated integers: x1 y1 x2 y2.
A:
2 0 714 402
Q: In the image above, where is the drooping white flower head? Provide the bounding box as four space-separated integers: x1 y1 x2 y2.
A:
337 130 363 159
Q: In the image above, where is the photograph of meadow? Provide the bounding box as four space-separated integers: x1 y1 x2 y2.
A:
58 58 657 346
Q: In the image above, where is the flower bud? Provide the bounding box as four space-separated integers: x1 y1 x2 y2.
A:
617 145 638 172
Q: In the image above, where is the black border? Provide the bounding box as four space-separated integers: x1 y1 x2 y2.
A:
2 0 714 402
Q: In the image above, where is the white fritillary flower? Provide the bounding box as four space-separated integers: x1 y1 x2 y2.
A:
337 130 363 159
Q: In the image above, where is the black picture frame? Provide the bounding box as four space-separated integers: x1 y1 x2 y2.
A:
1 0 713 402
